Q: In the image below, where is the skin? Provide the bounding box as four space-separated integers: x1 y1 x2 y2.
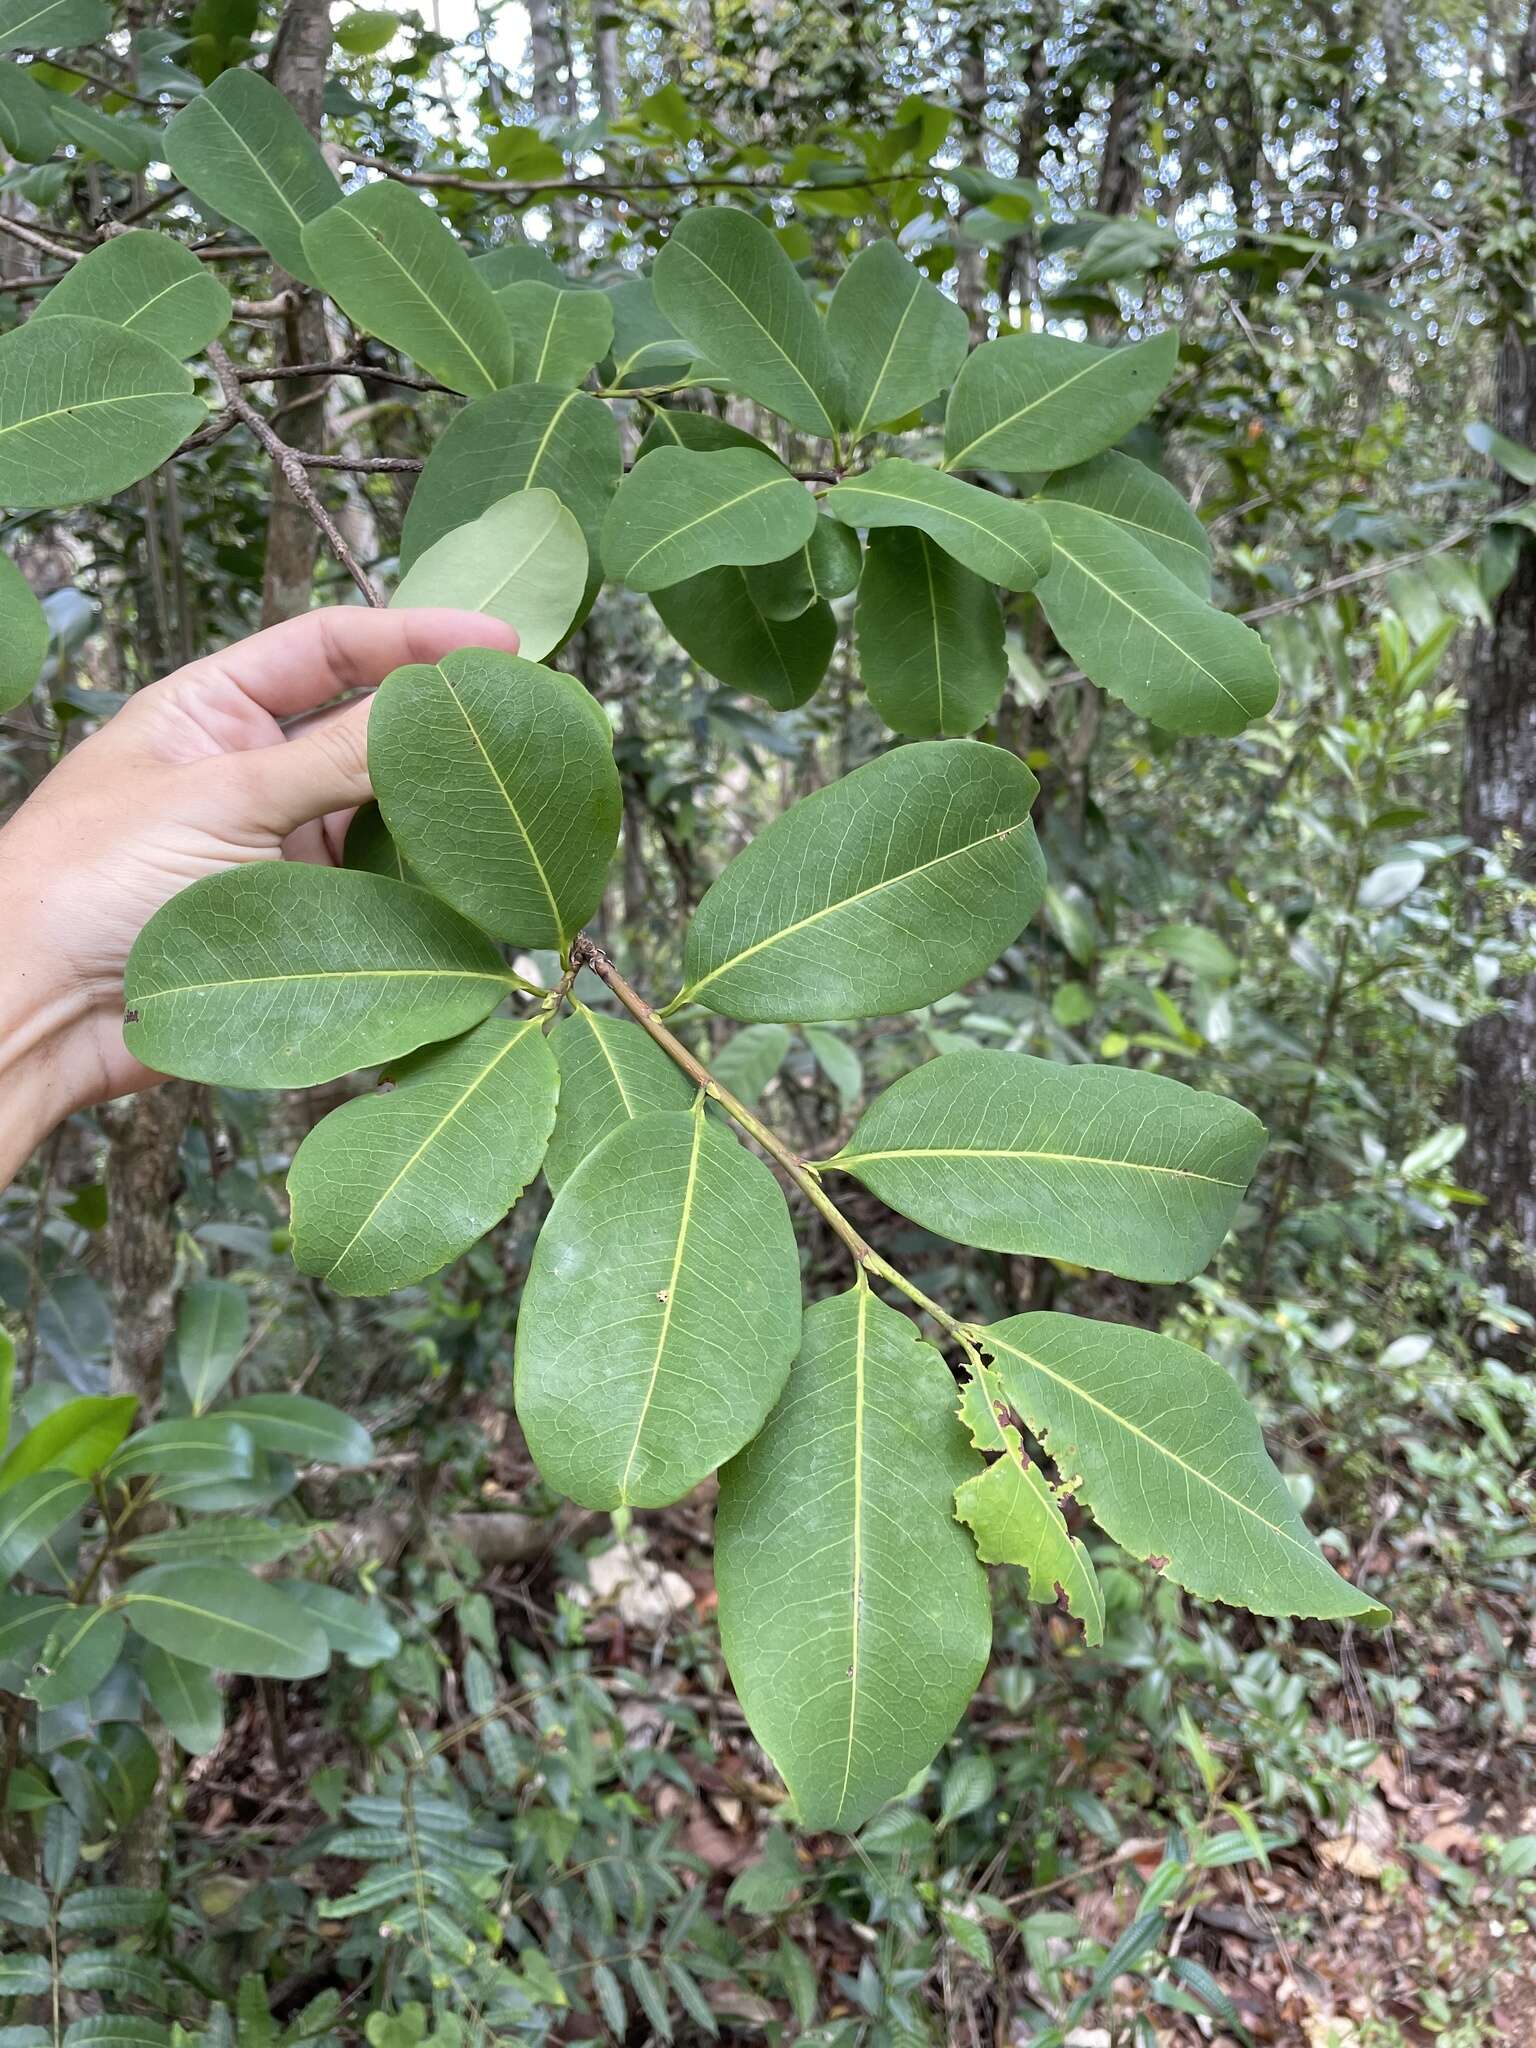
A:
0 607 520 1184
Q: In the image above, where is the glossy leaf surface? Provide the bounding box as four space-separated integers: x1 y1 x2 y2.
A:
825 458 1051 590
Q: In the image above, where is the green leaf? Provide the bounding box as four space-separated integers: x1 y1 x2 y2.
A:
803 1025 861 1113
49 99 156 172
515 1107 801 1508
0 61 59 159
26 1603 125 1707
64 2019 170 2048
679 741 1043 1022
830 1050 1265 1283
123 863 515 1089
37 230 231 360
0 1960 50 1998
1038 500 1278 734
0 0 107 50
826 238 969 437
209 1394 371 1468
944 327 1179 473
825 458 1051 590
605 274 692 389
302 181 515 395
104 1417 254 1482
954 1366 1103 1642
0 317 203 511
471 243 565 289
0 1870 48 1928
371 647 620 948
0 552 47 715
1147 923 1239 980
174 1279 250 1414
711 1022 791 1105
653 566 836 710
603 446 817 591
635 407 769 458
0 1394 136 1491
857 527 1005 737
400 384 620 603
1042 450 1211 595
116 1519 317 1567
545 1005 694 1192
164 69 341 284
652 205 839 435
289 1015 558 1295
0 1471 88 1580
982 1314 1390 1622
284 1582 400 1667
334 7 398 53
716 1286 991 1832
743 515 861 619
0 1592 76 1671
1466 418 1536 485
141 1644 223 1754
495 279 613 387
391 487 586 661
1075 217 1179 284
343 802 413 883
121 1566 329 1678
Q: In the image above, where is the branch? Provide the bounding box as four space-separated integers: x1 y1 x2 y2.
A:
569 937 977 1353
234 358 454 394
204 343 386 606
342 149 928 201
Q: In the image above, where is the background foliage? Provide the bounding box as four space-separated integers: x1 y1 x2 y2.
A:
1 0 1535 2041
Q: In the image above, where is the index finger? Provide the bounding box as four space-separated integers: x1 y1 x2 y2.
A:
180 606 523 717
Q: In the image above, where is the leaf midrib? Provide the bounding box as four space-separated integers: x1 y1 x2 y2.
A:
833 472 1039 573
617 1107 705 1505
945 342 1119 471
435 660 568 944
331 206 504 393
134 965 513 1001
834 1144 1243 1188
833 1283 870 1825
667 236 833 433
621 473 798 582
1047 525 1248 716
681 813 1033 1004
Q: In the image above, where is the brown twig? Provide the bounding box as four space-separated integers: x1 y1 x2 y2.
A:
342 150 928 201
233 358 454 394
204 342 385 606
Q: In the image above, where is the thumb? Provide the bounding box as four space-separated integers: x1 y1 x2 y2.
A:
231 694 374 839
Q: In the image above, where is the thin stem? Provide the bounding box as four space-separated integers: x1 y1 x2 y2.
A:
569 936 977 1348
204 343 386 606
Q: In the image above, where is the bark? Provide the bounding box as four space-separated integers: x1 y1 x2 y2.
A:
259 0 334 627
1459 1 1536 1320
527 0 564 117
952 28 989 338
590 0 620 123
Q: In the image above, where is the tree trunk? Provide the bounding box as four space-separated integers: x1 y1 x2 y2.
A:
952 28 989 338
1459 1 1536 1321
260 0 334 627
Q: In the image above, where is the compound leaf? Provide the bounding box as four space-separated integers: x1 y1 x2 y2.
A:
983 1314 1390 1622
371 647 619 948
123 864 515 1089
288 1015 559 1295
831 1049 1266 1283
679 742 1044 1021
515 1108 801 1509
716 1286 991 1832
944 327 1179 473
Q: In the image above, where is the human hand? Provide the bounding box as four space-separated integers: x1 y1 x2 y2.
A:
0 607 520 1168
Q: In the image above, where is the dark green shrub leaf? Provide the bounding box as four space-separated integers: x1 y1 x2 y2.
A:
0 61 58 159
545 1006 694 1192
826 238 969 436
679 741 1043 1021
121 1566 329 1677
0 0 108 50
857 527 1006 736
0 1394 136 1490
0 551 46 715
984 1314 1390 1621
289 1015 559 1295
712 1022 790 1105
391 488 587 660
0 1871 48 1928
49 101 156 172
371 648 620 947
141 1644 223 1754
123 864 515 1088
284 1582 400 1667
37 228 231 360
26 1605 125 1706
515 1107 801 1508
603 446 817 590
0 1592 76 1672
635 407 769 458
164 69 341 284
1043 449 1211 594
210 1394 371 1467
653 566 837 709
744 514 861 619
652 205 840 435
496 278 613 387
716 1287 991 1831
825 458 1051 589
301 180 515 395
1038 499 1277 734
400 384 620 601
944 327 1178 473
605 273 692 389
831 1049 1265 1281
105 1417 254 1481
173 1278 249 1414
0 317 204 510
